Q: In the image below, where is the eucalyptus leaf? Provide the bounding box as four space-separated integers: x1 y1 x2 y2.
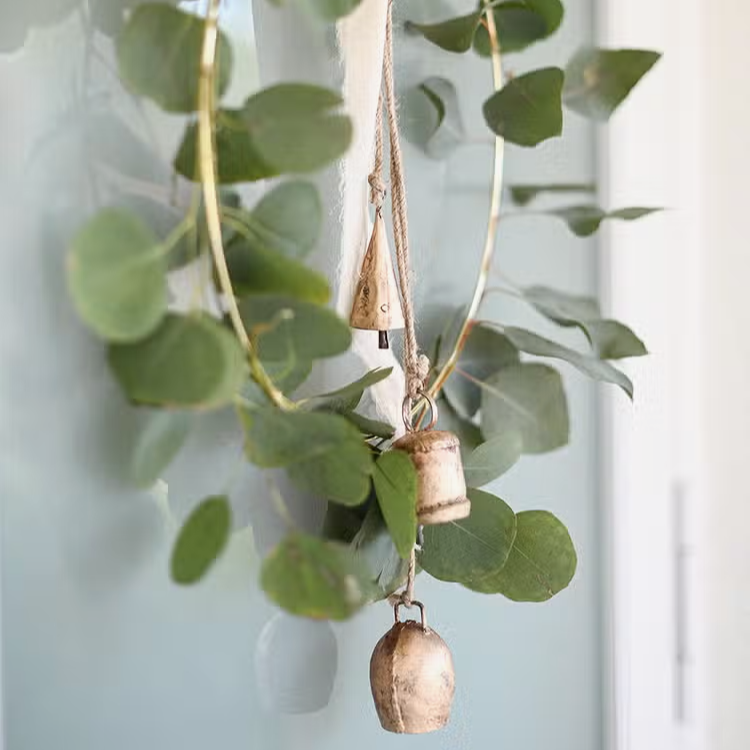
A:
584 320 648 359
483 67 564 147
405 12 482 53
373 450 418 560
437 396 483 458
240 181 322 259
68 209 167 342
474 0 564 56
132 410 193 488
241 358 313 404
240 408 374 506
171 495 232 585
108 314 247 409
240 407 364 466
117 4 233 113
225 238 331 303
174 109 274 184
307 367 394 413
261 533 376 620
401 77 465 159
241 84 353 174
521 285 648 359
444 322 520 418
463 432 523 487
287 452 372 507
509 183 595 206
547 205 661 237
351 503 409 599
563 47 661 122
420 488 517 585
481 363 569 454
238 295 352 362
305 0 363 20
523 284 601 326
503 326 634 398
343 413 396 440
468 510 577 601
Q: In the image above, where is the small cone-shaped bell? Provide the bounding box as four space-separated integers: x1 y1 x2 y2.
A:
392 430 471 525
370 603 455 734
349 212 405 348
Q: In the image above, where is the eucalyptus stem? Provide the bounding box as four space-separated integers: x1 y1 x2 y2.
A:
198 0 292 411
427 3 505 401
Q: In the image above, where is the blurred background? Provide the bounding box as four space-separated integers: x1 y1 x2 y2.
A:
0 0 741 749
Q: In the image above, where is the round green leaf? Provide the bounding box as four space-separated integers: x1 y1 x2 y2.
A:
238 295 352 363
305 0 364 20
68 208 167 342
474 0 564 56
108 314 247 409
117 4 233 113
132 410 193 488
468 510 577 601
401 77 465 159
174 109 275 184
245 181 322 259
373 450 418 560
171 495 232 585
406 12 482 53
463 432 523 487
481 362 569 454
225 240 330 303
563 47 661 122
241 84 353 174
419 488 517 585
483 67 564 147
240 407 374 506
444 322 520 418
287 446 373 507
261 533 375 620
584 320 648 360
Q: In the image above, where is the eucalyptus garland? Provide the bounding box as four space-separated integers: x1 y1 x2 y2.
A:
9 0 661 619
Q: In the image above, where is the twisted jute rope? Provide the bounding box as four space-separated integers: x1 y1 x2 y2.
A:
369 2 428 609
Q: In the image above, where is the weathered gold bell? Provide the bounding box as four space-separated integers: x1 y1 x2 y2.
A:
349 210 405 349
392 429 471 525
370 602 455 734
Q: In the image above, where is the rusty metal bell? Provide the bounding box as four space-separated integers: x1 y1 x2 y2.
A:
393 427 471 525
370 602 455 734
349 211 405 349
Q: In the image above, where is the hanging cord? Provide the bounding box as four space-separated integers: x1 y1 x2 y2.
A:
368 1 430 609
368 3 430 406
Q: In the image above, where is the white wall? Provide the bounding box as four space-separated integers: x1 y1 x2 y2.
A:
603 0 750 749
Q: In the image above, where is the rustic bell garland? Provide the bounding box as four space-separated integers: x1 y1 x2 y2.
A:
356 2 466 733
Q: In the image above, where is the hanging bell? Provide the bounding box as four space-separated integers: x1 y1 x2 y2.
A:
349 210 405 349
370 601 455 734
393 393 471 525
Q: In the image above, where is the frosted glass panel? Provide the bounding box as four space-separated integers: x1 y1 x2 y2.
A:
0 1 601 748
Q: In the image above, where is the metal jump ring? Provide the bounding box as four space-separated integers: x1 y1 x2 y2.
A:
393 600 427 630
402 390 438 433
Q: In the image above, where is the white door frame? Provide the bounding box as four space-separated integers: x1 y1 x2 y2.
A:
598 0 708 748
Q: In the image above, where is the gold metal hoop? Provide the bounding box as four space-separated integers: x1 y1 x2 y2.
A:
402 390 438 433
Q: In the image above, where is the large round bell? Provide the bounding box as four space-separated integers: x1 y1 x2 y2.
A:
370 602 455 734
392 428 471 525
